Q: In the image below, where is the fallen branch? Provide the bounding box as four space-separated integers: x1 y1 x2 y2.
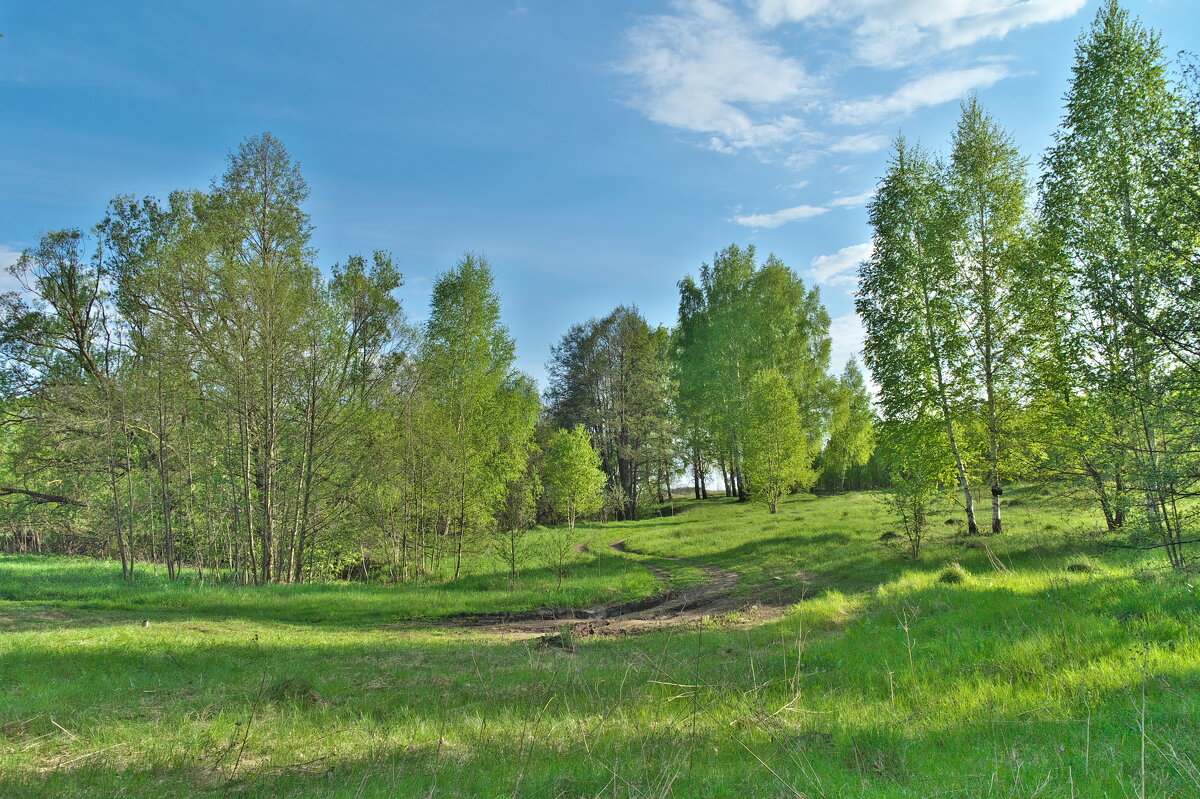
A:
0 486 86 507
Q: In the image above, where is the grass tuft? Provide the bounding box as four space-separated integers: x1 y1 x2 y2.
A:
937 561 970 584
1066 555 1100 573
539 623 577 651
265 676 325 706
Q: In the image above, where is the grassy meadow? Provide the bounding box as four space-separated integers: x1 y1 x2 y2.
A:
2 488 1199 797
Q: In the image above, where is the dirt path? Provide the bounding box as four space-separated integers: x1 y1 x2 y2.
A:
418 540 768 640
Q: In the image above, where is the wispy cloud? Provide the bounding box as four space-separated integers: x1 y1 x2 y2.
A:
752 0 1085 66
732 204 827 228
620 0 1079 160
829 190 873 208
621 0 815 154
807 242 872 286
734 188 872 229
831 65 1011 125
830 132 888 153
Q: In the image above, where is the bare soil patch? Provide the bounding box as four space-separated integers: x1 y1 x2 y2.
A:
403 540 790 639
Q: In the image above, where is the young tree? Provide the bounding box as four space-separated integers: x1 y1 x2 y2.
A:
422 254 538 579
820 359 875 492
945 97 1032 534
542 425 605 529
858 138 980 535
741 369 813 513
877 419 949 559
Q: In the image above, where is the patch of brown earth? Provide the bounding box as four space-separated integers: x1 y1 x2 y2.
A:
405 551 790 639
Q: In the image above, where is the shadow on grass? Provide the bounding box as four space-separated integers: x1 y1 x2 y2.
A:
0 551 662 628
2 569 1198 798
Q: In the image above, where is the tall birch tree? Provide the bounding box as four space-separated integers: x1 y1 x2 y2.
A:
858 138 980 535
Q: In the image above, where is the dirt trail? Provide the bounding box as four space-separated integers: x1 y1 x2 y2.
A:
420 540 765 639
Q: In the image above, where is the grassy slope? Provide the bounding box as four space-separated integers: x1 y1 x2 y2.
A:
2 489 1199 798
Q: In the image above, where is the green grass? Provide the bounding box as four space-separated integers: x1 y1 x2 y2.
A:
0 530 659 625
2 489 1198 797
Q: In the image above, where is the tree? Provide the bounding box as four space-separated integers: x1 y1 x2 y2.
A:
821 359 875 492
545 306 671 520
877 418 950 559
945 96 1032 534
492 445 542 589
858 138 980 535
422 254 538 579
2 229 131 571
2 134 425 584
210 133 318 583
542 425 605 529
741 369 813 513
1040 0 1194 566
674 245 832 502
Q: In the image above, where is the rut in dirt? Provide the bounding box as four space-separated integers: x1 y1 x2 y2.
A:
421 540 745 637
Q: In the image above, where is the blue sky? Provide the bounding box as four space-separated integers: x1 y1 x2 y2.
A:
2 0 1197 388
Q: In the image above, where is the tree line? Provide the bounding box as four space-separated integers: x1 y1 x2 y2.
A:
860 0 1200 567
0 139 870 583
4 0 1192 580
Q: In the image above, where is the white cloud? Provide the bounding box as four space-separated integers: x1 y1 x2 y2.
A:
831 65 1011 125
828 312 867 372
807 241 872 286
732 204 827 228
621 0 815 153
734 187 872 229
775 180 810 192
619 0 1079 166
829 190 873 208
753 0 1085 66
830 132 888 153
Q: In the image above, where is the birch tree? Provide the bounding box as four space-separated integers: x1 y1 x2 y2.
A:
1041 0 1195 566
858 138 981 535
945 97 1032 534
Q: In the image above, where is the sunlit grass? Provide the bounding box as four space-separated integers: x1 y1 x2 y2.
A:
0 530 659 625
1 488 1197 797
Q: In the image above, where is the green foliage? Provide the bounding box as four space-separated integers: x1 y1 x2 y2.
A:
421 254 539 576
545 306 673 520
820 358 875 491
541 425 605 529
675 245 832 501
741 368 814 513
858 136 981 536
876 418 952 559
945 96 1034 534
0 139 546 585
1038 0 1200 566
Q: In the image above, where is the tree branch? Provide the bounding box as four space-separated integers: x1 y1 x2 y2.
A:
0 486 86 507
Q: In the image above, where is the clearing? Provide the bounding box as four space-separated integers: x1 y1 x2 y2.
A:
1 488 1198 798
